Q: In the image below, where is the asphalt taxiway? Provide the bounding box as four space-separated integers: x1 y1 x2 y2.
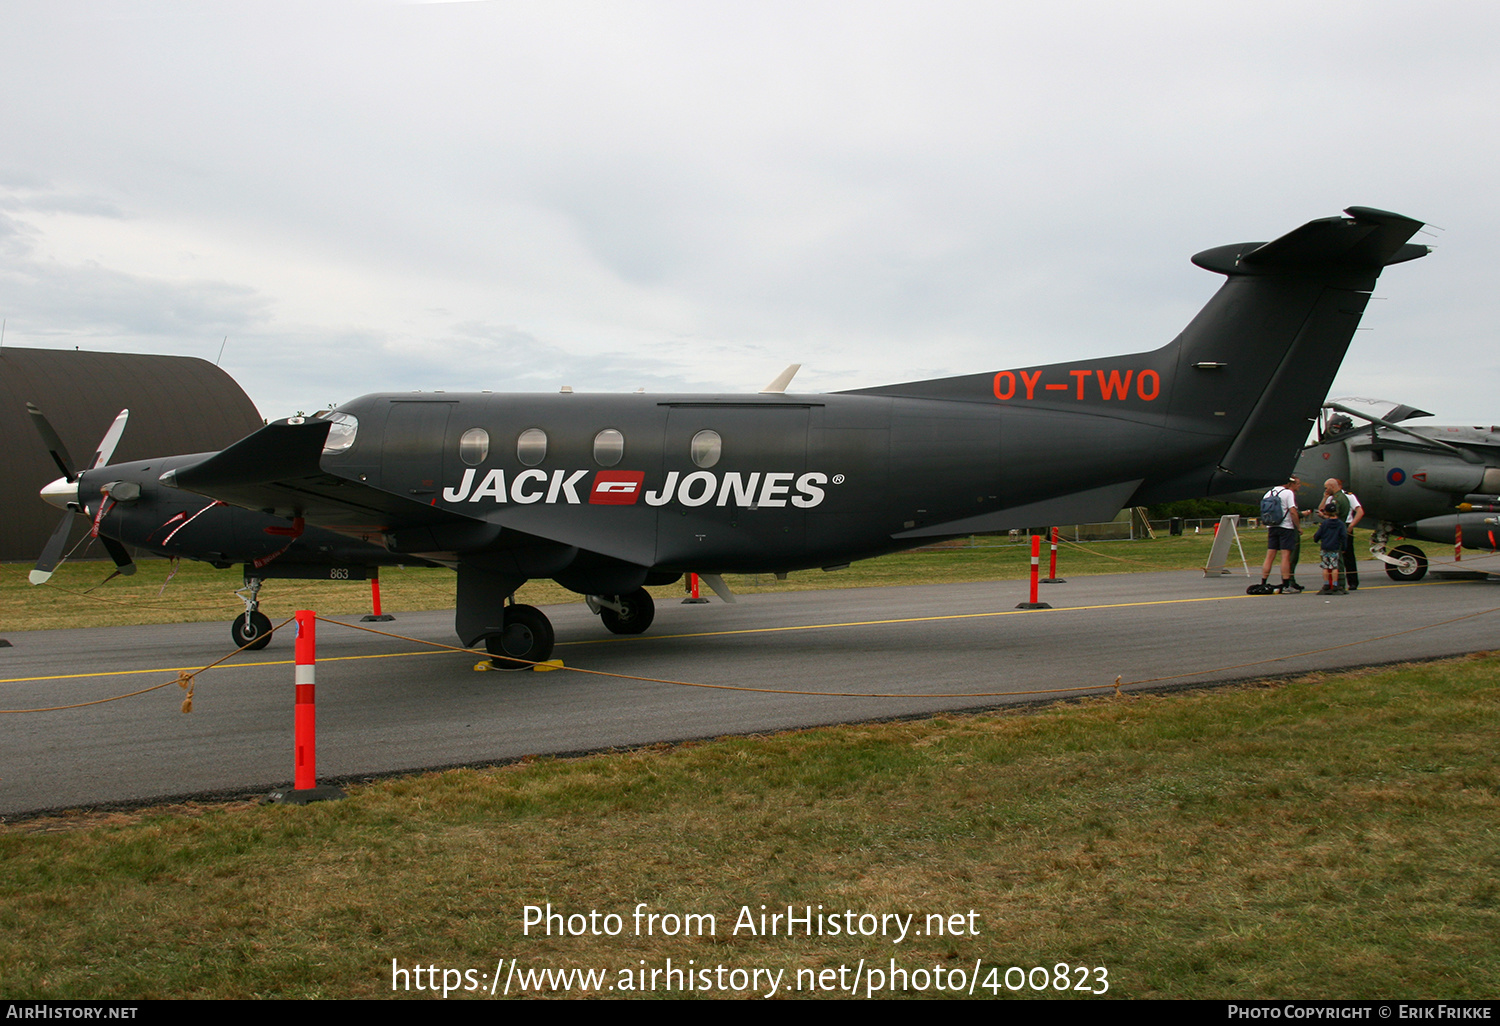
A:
3 560 1497 817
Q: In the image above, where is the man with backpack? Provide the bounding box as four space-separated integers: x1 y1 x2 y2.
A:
1251 475 1303 594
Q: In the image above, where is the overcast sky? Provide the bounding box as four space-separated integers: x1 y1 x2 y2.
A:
1 0 1495 422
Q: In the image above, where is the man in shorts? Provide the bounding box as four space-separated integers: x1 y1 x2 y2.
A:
1253 475 1302 594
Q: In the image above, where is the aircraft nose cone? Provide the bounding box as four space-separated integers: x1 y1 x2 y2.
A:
40 475 77 510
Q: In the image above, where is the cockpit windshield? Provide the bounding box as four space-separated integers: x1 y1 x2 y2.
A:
317 410 358 454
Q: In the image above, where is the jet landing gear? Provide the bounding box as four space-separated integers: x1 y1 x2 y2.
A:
483 604 556 669
587 588 656 635
1384 544 1428 582
232 577 274 651
1371 525 1429 582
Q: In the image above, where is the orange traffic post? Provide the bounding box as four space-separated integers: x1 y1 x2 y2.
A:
1016 534 1052 610
295 609 316 790
1041 525 1066 583
361 567 395 622
269 610 345 805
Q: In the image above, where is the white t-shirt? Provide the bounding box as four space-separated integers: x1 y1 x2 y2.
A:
1269 486 1297 529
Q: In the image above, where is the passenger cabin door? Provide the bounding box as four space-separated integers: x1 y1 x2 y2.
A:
655 404 811 570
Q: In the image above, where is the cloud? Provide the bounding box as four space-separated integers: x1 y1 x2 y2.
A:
0 1 1494 421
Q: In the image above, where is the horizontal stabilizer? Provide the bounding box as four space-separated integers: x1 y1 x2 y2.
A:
1192 207 1428 278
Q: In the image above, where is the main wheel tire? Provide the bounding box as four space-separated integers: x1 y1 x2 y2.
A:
1385 544 1428 582
231 610 274 651
485 604 555 669
599 587 655 635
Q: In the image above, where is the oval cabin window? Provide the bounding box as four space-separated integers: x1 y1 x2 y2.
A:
517 427 547 466
594 428 625 467
690 429 722 469
459 428 489 466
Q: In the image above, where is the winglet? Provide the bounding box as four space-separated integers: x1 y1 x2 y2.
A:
760 364 801 394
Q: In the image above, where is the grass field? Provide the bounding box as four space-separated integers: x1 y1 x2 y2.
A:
5 527 1494 999
2 654 1496 999
1 529 1243 632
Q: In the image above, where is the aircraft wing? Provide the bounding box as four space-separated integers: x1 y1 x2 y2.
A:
162 418 460 531
162 417 659 566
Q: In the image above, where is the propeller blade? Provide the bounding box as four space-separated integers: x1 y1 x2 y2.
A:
91 409 129 469
30 513 74 585
26 402 78 482
100 536 137 576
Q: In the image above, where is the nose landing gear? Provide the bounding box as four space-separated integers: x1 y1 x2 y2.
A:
1371 525 1430 582
231 577 274 650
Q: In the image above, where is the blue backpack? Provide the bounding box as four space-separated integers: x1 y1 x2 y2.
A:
1259 488 1284 526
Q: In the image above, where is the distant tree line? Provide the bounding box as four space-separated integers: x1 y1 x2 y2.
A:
1144 499 1257 521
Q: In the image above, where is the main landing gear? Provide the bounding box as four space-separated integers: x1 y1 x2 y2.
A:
479 589 655 670
586 588 656 635
483 603 556 669
232 577 274 651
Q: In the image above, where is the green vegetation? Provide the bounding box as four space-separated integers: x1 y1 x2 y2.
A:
3 529 1246 632
3 655 1496 999
1144 498 1257 521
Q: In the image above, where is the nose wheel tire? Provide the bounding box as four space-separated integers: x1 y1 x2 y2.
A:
485 604 555 669
1384 544 1428 582
231 610 274 651
600 587 655 635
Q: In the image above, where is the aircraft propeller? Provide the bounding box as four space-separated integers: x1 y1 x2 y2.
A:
26 403 137 585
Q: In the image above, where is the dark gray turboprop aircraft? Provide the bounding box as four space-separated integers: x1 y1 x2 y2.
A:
1295 399 1500 581
33 206 1429 666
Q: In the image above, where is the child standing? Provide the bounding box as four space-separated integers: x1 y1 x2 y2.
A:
1314 497 1349 595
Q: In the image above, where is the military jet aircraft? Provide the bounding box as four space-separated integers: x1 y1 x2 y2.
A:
34 206 1429 666
1295 399 1500 581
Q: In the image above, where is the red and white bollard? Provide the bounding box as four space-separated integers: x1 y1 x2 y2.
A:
1040 525 1066 583
270 610 344 804
295 609 317 791
361 567 396 622
1016 534 1053 610
1456 523 1463 562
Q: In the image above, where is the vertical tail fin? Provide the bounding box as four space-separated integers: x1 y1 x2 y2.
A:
841 207 1428 502
1184 206 1427 493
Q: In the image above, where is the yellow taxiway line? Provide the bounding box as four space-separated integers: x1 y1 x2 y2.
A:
0 578 1463 686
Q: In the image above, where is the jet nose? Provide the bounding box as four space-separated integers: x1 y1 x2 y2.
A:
40 475 78 511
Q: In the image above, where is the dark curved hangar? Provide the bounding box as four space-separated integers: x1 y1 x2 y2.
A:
0 347 262 562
